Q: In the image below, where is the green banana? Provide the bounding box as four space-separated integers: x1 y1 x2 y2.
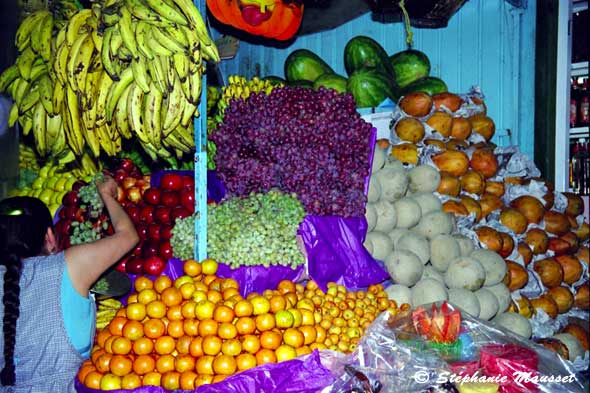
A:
119 6 139 59
135 21 155 60
16 47 37 80
15 10 49 52
0 65 19 93
105 67 134 123
145 0 188 25
130 57 151 93
65 9 93 47
38 74 54 114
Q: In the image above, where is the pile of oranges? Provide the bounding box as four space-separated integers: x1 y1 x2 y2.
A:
79 258 408 390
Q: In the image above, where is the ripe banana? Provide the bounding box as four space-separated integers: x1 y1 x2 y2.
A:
119 6 139 59
65 9 92 47
145 0 189 25
106 67 134 123
15 10 49 52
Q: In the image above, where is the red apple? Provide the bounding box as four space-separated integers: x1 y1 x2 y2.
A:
143 188 161 206
71 180 87 192
160 224 173 240
171 206 191 221
154 206 171 224
182 176 194 190
114 169 127 184
127 186 142 203
142 241 160 258
180 189 195 213
160 173 183 191
125 205 140 224
126 257 144 274
122 177 137 189
160 190 180 208
139 205 155 224
147 223 161 241
132 242 143 257
120 158 135 173
159 241 173 260
116 255 130 273
143 256 166 276
135 223 148 240
62 191 79 206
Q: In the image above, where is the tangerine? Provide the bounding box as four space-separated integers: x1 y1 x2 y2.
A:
143 318 166 339
121 372 142 389
213 305 234 323
218 322 238 340
235 316 256 335
156 354 176 373
196 355 215 375
255 348 277 365
221 339 242 356
146 300 167 319
202 335 222 356
154 335 176 355
259 330 282 350
236 353 257 371
174 353 196 373
109 354 133 376
132 337 154 355
154 275 173 293
241 334 261 354
212 354 236 375
183 259 202 277
122 320 144 341
132 354 155 375
180 370 198 389
142 371 162 386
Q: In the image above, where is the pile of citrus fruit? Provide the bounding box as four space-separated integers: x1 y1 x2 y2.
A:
79 258 408 390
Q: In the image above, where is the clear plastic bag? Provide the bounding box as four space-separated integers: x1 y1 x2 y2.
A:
321 304 588 393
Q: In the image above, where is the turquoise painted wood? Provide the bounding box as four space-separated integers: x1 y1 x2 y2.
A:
194 0 208 262
213 0 537 158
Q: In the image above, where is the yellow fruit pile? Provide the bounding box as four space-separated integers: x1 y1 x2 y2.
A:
19 143 40 171
80 259 407 390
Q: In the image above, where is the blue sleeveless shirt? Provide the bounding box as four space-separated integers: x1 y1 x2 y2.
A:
0 252 95 392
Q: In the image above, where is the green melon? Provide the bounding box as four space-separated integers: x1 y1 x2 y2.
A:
313 73 348 93
284 49 334 83
401 76 448 96
344 36 394 77
390 49 431 88
262 75 286 86
347 69 398 108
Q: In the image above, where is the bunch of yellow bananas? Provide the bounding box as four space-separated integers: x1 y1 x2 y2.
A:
19 143 41 171
0 0 219 162
96 298 123 330
215 75 282 123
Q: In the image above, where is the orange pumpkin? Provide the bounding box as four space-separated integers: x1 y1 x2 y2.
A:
207 0 304 41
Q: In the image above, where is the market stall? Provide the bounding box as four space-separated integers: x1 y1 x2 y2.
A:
0 0 588 391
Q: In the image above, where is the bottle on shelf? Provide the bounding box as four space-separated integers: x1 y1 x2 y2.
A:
572 138 589 195
570 78 579 128
584 140 590 195
579 78 590 128
570 141 580 192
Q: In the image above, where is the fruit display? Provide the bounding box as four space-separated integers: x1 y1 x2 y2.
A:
279 35 446 108
371 87 589 364
11 154 99 216
79 258 407 390
96 298 124 330
211 86 374 217
208 191 306 269
206 75 282 170
0 0 219 161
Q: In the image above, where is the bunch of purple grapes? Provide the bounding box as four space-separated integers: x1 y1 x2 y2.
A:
210 87 373 217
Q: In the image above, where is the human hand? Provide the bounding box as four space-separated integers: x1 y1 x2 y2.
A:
96 175 118 199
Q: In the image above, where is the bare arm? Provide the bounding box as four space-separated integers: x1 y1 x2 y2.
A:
65 176 139 296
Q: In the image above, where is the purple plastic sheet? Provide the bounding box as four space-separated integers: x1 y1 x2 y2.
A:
299 215 390 292
216 263 305 297
75 350 334 393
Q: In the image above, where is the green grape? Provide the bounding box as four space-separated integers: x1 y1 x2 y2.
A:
206 190 305 270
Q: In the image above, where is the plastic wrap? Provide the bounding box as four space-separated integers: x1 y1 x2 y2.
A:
321 304 587 393
76 350 334 393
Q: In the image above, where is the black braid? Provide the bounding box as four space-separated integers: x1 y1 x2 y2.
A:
0 253 22 386
0 196 53 386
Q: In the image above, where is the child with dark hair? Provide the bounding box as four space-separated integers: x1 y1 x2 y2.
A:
0 176 138 391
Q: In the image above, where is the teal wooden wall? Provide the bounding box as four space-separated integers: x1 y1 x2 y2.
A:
213 0 537 159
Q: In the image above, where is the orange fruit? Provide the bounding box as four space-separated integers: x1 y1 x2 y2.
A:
202 335 222 356
142 371 162 386
175 335 192 354
115 308 127 317
296 345 312 357
222 338 242 356
218 322 238 340
196 355 215 375
277 280 296 294
234 300 254 317
198 318 218 336
183 318 199 336
137 288 158 304
241 334 261 354
213 354 236 375
250 296 270 315
134 276 154 292
255 313 275 332
111 336 132 355
255 348 277 365
283 328 305 348
167 319 185 338
154 275 173 293
91 348 106 365
161 371 181 390
132 354 155 375
195 374 214 387
222 287 240 301
174 353 196 373
127 294 138 304
180 370 198 390
108 317 128 336
274 310 294 329
146 300 167 319
260 330 282 350
235 316 256 335
236 353 257 371
77 362 95 383
109 354 133 376
201 258 218 275
143 318 166 339
156 354 176 373
154 335 176 355
299 326 317 345
275 344 297 362
121 372 141 389
83 371 103 389
95 353 112 373
132 337 154 355
195 300 215 320
181 301 196 319
166 304 183 321
122 320 144 341
179 283 196 300
183 259 202 277
269 295 287 313
189 336 204 357
206 289 223 304
161 287 183 307
96 329 112 348
213 305 235 323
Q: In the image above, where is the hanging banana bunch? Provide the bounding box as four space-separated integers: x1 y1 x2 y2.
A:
0 0 219 161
